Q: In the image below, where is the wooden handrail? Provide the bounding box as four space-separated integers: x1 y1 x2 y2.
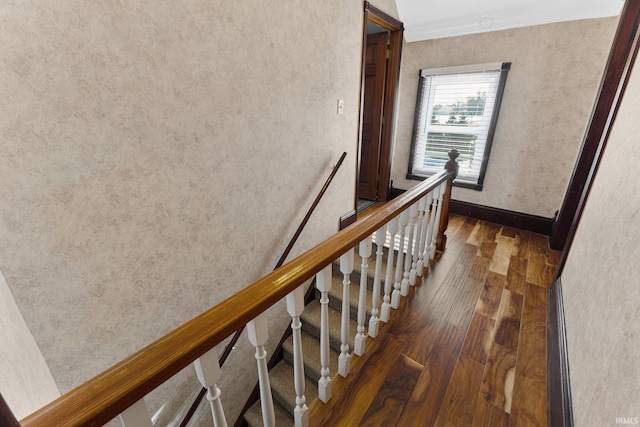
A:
20 164 455 427
180 152 347 427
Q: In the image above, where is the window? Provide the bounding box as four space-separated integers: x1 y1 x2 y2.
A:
407 62 510 190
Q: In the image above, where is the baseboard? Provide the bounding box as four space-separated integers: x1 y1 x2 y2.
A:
340 209 357 230
388 186 406 199
388 188 555 236
449 200 555 235
548 277 574 427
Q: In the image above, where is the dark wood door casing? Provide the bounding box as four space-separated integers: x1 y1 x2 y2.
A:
550 0 640 255
354 2 404 214
358 31 388 200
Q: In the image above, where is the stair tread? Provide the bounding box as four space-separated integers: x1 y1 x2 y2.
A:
323 273 386 320
282 329 340 383
270 359 318 416
244 396 292 427
301 299 358 353
331 249 390 290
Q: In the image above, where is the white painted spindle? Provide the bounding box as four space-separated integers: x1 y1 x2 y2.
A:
286 286 308 427
315 265 332 402
410 196 427 285
354 236 371 356
369 225 386 338
380 217 397 322
416 193 433 275
401 203 418 296
119 399 153 427
194 347 228 427
430 182 446 262
247 312 275 427
391 210 409 309
339 248 354 377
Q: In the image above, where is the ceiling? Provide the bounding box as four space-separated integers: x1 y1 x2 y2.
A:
396 0 624 42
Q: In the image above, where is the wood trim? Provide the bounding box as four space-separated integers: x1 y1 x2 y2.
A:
450 200 555 236
388 188 555 236
388 186 405 199
340 209 357 230
550 0 640 252
406 173 484 191
0 393 20 427
357 1 404 208
476 62 510 189
406 63 510 192
21 169 454 427
364 2 403 30
548 278 574 427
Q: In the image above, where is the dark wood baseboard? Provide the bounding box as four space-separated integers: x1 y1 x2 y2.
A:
388 186 406 200
388 188 555 235
450 200 555 235
0 393 20 427
548 278 574 427
340 209 357 230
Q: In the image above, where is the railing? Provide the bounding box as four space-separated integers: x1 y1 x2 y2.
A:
180 151 347 427
16 150 459 427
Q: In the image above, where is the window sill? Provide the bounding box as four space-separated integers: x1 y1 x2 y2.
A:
406 173 483 191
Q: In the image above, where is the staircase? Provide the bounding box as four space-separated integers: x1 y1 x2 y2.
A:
243 245 388 426
15 160 456 427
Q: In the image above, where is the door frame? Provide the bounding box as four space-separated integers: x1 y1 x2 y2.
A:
356 2 404 208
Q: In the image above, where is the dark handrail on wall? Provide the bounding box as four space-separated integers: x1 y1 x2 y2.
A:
179 152 347 427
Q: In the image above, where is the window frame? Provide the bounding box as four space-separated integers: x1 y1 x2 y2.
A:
407 62 510 190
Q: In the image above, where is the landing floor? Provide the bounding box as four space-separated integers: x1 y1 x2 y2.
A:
308 214 559 426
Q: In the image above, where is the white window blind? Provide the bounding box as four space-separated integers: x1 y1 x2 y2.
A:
409 63 508 189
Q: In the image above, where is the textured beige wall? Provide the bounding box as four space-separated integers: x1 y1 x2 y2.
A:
391 18 618 217
562 55 640 426
0 269 60 419
0 0 388 422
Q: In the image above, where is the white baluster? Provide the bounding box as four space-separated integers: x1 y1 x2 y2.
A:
194 347 228 427
391 210 409 308
354 236 372 356
380 217 397 322
247 312 275 427
430 182 446 262
339 248 354 377
286 286 308 427
401 203 419 296
424 186 440 271
410 197 427 285
315 265 332 402
369 225 386 338
416 193 433 275
119 399 153 427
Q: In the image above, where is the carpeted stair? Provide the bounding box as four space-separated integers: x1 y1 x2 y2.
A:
243 243 390 426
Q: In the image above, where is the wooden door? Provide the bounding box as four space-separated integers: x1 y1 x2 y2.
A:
358 32 388 201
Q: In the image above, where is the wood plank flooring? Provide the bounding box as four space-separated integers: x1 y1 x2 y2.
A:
307 215 558 427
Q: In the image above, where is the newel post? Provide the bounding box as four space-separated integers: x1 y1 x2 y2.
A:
436 149 459 253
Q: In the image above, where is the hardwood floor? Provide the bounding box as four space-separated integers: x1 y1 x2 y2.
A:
307 215 558 427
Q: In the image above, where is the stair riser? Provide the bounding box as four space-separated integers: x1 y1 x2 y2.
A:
330 246 404 290
301 317 346 353
281 351 319 383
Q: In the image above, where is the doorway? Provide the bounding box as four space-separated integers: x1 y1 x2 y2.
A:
356 2 404 212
